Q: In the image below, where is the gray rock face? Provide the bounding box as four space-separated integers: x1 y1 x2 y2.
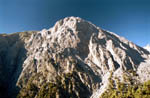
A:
0 17 150 98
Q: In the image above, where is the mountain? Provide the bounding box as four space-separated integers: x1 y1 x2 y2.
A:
0 17 150 98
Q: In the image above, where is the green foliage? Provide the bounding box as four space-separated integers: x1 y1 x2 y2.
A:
100 80 150 98
17 71 90 98
17 75 38 98
37 83 58 98
36 72 81 98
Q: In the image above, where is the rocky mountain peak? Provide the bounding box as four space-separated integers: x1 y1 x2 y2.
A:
0 17 150 98
18 17 150 98
29 17 100 60
53 16 98 32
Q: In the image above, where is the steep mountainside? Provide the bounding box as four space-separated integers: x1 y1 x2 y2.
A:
0 17 150 98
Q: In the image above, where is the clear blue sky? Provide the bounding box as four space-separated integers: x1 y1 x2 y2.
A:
0 0 150 47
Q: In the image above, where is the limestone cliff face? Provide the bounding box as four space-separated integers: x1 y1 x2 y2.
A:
0 17 150 98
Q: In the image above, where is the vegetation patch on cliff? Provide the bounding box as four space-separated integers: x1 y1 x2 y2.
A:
100 76 150 98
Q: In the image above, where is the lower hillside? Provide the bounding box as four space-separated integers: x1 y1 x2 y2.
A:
100 76 150 98
17 57 101 98
17 72 150 98
17 72 91 98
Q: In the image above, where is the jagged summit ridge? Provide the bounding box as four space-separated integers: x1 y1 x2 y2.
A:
29 17 100 59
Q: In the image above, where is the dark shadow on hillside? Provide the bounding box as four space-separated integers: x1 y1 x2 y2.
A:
0 33 27 98
76 21 99 59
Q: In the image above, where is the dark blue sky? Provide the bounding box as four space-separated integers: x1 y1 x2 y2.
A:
0 0 150 46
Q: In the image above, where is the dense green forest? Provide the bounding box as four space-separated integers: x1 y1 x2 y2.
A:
17 72 150 98
100 80 150 98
